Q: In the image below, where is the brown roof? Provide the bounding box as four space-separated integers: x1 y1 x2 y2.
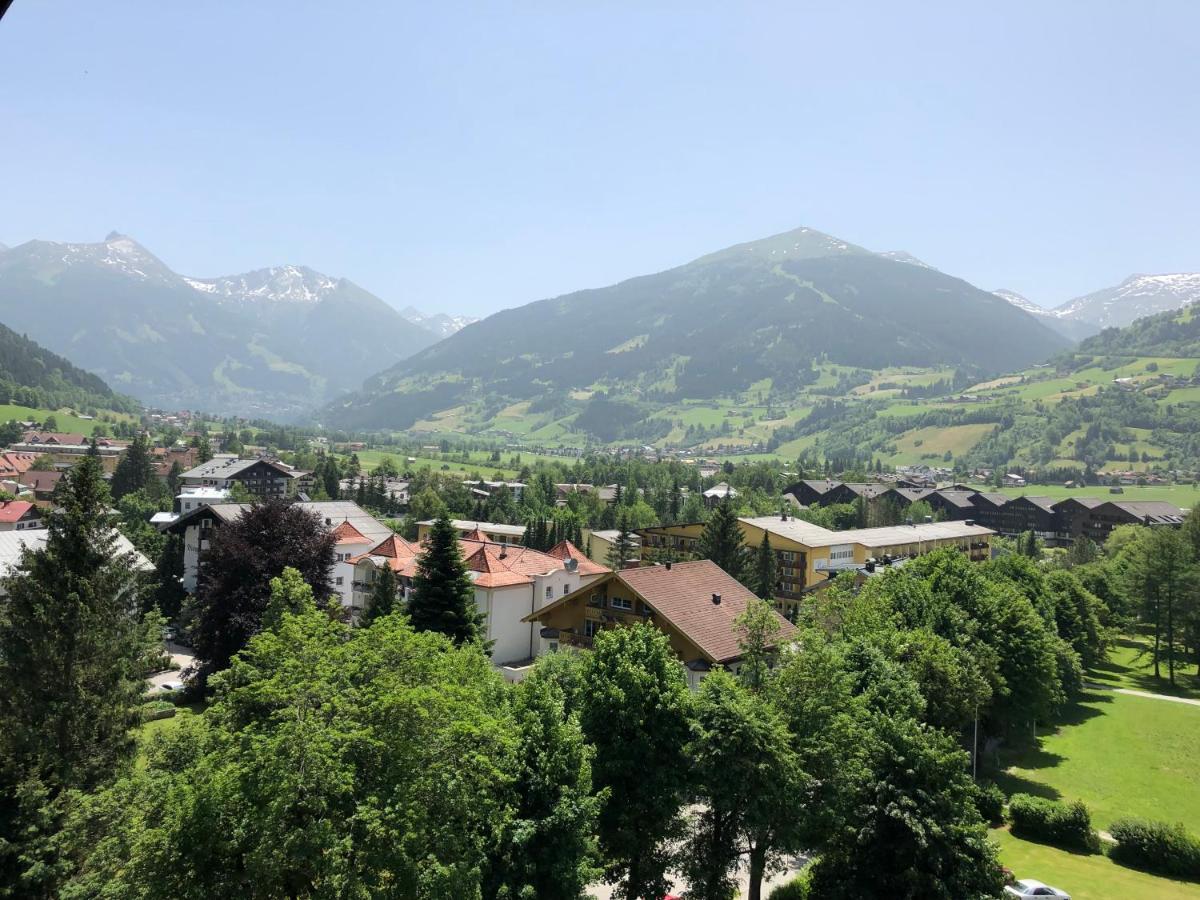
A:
18 470 64 493
331 520 370 544
0 452 40 478
546 539 610 576
22 431 86 445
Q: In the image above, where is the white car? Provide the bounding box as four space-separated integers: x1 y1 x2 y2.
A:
1005 879 1070 899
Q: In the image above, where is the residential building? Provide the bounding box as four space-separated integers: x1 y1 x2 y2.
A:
1075 500 1187 544
416 519 526 545
17 469 63 501
702 482 738 507
461 480 526 503
524 559 796 689
162 500 392 595
21 431 87 445
0 451 40 480
989 495 1059 542
177 455 299 499
581 528 643 567
350 534 608 673
925 489 980 521
1052 497 1105 542
784 479 843 507
0 500 42 531
737 516 993 618
0 529 151 596
8 441 124 473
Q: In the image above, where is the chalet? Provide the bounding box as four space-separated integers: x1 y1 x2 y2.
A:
964 491 1011 532
925 490 980 521
17 470 63 501
525 560 796 689
462 480 526 503
1003 473 1027 487
1077 501 1187 544
990 495 1059 541
351 534 608 673
0 500 42 531
821 482 889 506
177 456 298 499
783 479 841 507
1052 497 1105 542
21 431 86 446
878 487 938 511
702 482 738 507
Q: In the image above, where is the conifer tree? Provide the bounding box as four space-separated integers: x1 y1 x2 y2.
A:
409 515 484 645
607 511 635 571
755 531 776 602
110 432 157 500
0 444 157 892
697 497 749 581
360 563 400 627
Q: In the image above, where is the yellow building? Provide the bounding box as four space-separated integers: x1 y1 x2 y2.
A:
638 516 993 619
416 519 526 545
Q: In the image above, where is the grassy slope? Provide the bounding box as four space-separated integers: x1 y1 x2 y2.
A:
0 403 137 436
996 484 1200 506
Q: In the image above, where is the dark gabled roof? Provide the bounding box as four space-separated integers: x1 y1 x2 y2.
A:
971 491 1010 508
1010 495 1057 513
1103 501 1187 525
1053 496 1104 510
930 489 978 509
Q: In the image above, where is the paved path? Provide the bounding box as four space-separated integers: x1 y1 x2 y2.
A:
588 854 807 899
146 642 195 692
1085 680 1200 707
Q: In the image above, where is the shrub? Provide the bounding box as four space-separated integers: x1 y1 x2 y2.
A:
974 781 1006 826
768 869 810 900
139 701 177 723
1008 794 1099 853
1109 818 1200 880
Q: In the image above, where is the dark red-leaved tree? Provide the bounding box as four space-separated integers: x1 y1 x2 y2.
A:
192 500 335 676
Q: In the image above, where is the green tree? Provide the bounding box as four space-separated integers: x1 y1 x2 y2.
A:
682 671 806 900
60 600 519 899
409 515 484 645
807 714 1004 900
581 625 692 900
696 497 749 581
753 531 776 602
360 563 399 626
735 598 783 694
486 669 601 899
165 459 185 495
606 510 636 570
0 447 157 895
1118 526 1194 684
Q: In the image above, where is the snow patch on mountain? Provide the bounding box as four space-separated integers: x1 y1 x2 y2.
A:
186 265 343 304
993 288 1058 317
399 306 479 338
879 250 938 270
1054 273 1200 328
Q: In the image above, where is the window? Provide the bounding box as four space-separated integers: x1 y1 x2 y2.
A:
584 619 598 638
611 596 633 611
545 586 553 599
335 577 344 586
562 583 570 595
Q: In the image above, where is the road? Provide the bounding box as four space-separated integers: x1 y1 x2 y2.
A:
146 641 195 692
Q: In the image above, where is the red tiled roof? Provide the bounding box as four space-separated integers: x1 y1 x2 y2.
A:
618 561 796 664
0 501 36 523
18 470 63 493
0 452 39 477
462 527 490 542
366 534 419 558
22 432 86 445
331 520 370 544
546 539 609 576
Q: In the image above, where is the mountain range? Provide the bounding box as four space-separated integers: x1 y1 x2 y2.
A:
324 226 1071 431
0 235 467 418
991 275 1200 340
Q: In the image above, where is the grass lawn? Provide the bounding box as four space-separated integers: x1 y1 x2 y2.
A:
992 828 1200 900
991 688 1200 831
0 403 134 436
1089 636 1200 700
135 702 203 769
995 483 1200 505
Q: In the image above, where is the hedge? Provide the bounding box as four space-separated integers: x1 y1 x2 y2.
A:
1008 794 1099 853
974 781 1006 826
1109 818 1200 880
767 870 810 900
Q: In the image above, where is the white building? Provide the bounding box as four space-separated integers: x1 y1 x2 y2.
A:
0 530 152 596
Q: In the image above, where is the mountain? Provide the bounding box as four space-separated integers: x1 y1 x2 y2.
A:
0 234 440 418
1053 273 1200 331
877 250 937 270
993 288 1101 342
1075 303 1200 358
0 318 133 412
325 226 1070 431
399 306 479 338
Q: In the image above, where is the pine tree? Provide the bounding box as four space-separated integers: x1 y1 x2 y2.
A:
110 432 156 500
0 445 157 892
696 497 749 581
166 459 185 495
607 511 635 571
409 516 484 645
360 564 400 626
754 531 776 602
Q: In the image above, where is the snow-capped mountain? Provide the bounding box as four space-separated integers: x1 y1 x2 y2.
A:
1053 273 1200 330
185 265 344 304
399 306 479 338
992 288 1105 342
0 233 439 417
993 288 1049 317
878 250 937 270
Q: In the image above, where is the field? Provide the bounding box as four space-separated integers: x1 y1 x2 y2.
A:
996 483 1200 506
0 403 136 436
987 640 1200 898
993 828 1200 900
882 423 994 465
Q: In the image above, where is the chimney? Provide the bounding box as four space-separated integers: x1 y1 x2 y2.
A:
711 593 722 605
965 519 975 526
665 560 672 571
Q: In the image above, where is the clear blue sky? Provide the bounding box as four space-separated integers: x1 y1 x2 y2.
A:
2 2 1198 316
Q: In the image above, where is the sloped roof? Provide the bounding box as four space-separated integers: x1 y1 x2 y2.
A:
1053 496 1104 510
0 529 152 573
546 539 609 576
615 561 796 664
331 520 370 544
0 501 36 522
1105 500 1187 524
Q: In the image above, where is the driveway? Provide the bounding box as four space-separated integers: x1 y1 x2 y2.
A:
147 641 195 692
588 854 808 898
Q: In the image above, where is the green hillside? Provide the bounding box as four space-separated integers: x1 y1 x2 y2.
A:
0 320 136 414
324 226 1068 433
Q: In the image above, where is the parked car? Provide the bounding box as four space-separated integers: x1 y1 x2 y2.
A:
161 626 177 642
156 681 183 692
1005 879 1070 899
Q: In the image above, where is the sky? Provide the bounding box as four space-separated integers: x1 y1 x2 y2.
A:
2 2 1198 317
